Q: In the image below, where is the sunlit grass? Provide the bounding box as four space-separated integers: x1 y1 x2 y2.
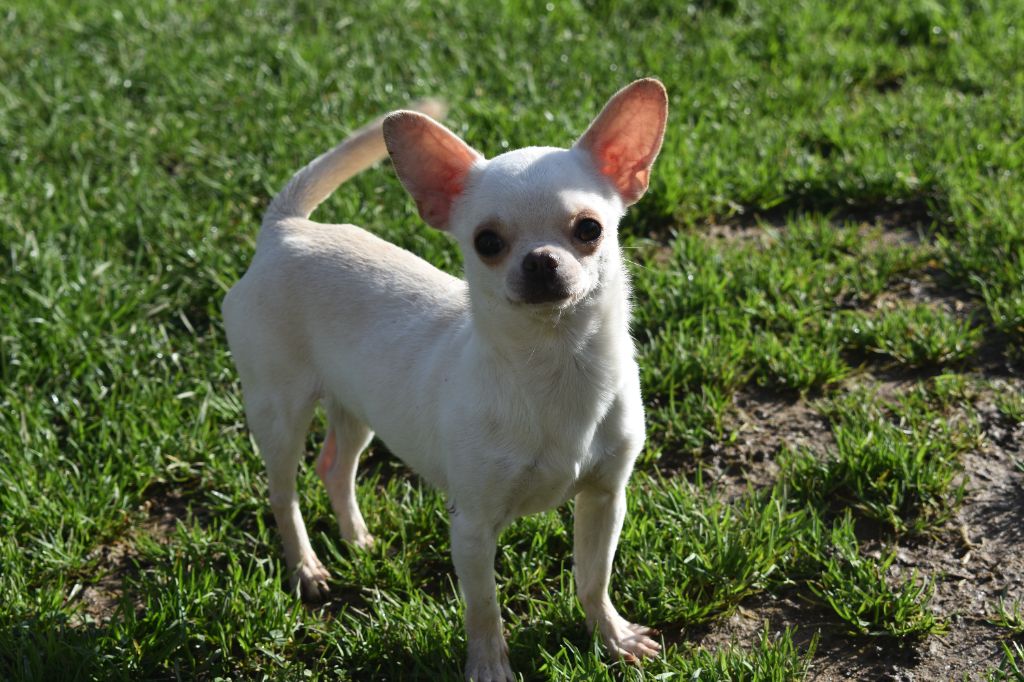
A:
2 0 1022 679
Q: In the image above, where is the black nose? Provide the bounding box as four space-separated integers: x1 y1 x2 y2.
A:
519 249 570 303
522 251 560 273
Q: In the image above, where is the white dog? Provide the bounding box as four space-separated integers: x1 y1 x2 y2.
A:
222 78 668 681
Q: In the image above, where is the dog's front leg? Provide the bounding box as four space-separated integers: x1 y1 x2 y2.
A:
450 513 514 682
573 486 661 661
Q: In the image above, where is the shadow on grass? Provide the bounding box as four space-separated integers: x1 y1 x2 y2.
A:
632 184 951 245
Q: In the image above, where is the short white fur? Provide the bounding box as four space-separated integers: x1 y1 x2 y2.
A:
222 79 668 682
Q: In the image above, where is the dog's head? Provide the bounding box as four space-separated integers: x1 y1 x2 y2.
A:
384 79 667 320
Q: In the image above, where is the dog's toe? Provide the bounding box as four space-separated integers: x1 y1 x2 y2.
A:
626 622 660 638
464 661 515 682
351 532 375 550
601 616 662 662
304 577 330 602
291 557 332 602
465 633 515 681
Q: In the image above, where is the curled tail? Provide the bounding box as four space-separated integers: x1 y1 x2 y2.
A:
266 98 447 221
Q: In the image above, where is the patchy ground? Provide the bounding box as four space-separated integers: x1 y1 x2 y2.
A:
68 488 193 628
693 379 1024 681
677 206 1024 679
615 195 1019 679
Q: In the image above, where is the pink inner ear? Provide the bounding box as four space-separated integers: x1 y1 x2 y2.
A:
414 171 467 229
384 112 482 230
576 79 668 205
596 143 653 198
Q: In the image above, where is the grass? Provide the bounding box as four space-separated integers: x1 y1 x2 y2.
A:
781 387 976 533
989 642 1024 682
621 477 808 626
837 304 982 368
807 513 945 639
991 599 1024 636
538 625 817 681
2 0 1023 679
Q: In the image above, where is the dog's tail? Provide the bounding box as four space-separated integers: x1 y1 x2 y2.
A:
266 98 447 221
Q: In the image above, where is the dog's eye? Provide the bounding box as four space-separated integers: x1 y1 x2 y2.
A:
474 230 505 258
574 218 603 243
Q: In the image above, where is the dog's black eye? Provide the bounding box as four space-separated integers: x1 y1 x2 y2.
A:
574 218 603 243
474 230 505 258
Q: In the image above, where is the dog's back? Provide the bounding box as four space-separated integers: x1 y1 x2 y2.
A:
222 99 465 492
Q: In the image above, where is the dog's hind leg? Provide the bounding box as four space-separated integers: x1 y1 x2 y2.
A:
246 391 328 601
316 406 375 548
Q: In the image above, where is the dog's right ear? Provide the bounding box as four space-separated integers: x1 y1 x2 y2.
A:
383 112 483 230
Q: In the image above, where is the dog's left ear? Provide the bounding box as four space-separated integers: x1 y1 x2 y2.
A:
574 78 668 206
383 111 483 230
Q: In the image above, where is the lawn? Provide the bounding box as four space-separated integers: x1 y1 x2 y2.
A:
2 1 1023 679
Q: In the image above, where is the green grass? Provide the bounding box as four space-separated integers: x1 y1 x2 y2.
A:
989 641 1024 682
991 599 1024 636
620 476 809 626
781 387 976 533
539 625 817 681
995 385 1024 424
807 513 945 639
837 304 982 368
3 0 1024 679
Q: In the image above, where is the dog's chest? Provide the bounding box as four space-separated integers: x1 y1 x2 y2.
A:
501 446 593 519
463 322 641 523
498 398 622 519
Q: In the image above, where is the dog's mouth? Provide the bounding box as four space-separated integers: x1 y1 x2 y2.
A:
521 291 573 306
506 289 585 311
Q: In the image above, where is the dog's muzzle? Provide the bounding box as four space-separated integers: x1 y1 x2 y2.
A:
518 248 573 304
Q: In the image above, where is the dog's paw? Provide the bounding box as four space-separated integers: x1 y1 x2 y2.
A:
336 512 375 550
348 530 375 550
465 634 515 682
600 616 661 662
290 557 331 602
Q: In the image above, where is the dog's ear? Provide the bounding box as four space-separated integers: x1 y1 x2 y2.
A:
383 112 483 230
574 78 668 206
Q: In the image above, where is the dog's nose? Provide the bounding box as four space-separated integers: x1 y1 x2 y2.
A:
519 248 571 303
522 251 560 273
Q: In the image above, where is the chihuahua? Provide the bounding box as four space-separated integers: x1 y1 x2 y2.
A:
222 79 668 681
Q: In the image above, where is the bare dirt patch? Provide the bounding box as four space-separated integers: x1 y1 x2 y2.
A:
68 488 188 626
691 193 940 263
705 389 833 498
